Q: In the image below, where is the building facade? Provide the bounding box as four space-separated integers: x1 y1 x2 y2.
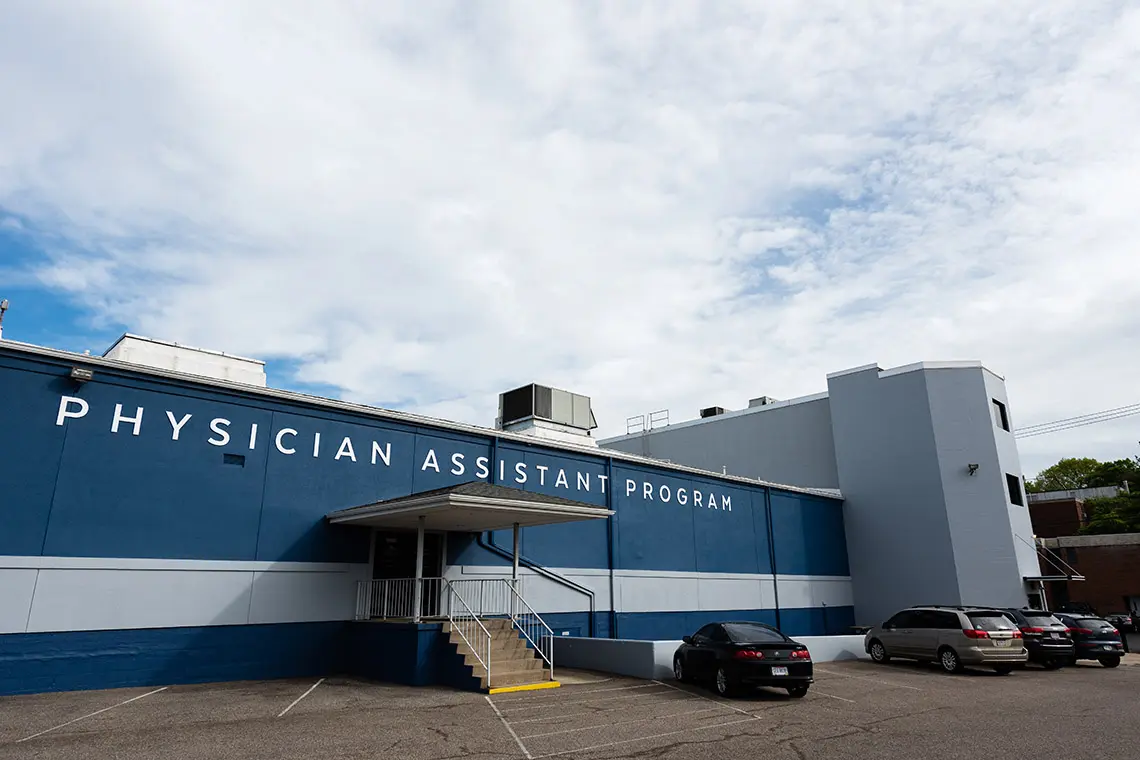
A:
0 337 852 696
600 362 1043 625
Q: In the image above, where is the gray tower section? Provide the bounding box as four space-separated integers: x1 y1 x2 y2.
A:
599 360 1040 626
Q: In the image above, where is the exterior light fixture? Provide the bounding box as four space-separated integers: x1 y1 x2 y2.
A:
967 463 979 476
70 367 94 383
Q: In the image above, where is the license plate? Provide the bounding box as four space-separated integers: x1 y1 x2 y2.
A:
771 666 789 676
994 639 1011 647
1050 633 1060 639
1105 644 1117 650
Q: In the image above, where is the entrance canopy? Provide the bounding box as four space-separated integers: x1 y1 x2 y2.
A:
325 482 614 532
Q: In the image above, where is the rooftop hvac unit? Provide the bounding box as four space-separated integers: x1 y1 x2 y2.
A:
699 406 726 418
498 383 598 431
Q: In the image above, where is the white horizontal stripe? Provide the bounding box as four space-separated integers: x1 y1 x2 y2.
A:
447 565 853 615
1 557 369 634
0 555 363 573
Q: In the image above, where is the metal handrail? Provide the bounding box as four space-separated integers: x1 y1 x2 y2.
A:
445 580 493 687
354 578 447 621
501 579 555 679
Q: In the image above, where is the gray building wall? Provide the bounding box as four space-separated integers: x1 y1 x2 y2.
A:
825 366 962 625
598 395 839 490
599 360 1037 627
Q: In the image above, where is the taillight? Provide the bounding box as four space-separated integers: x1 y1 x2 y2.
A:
963 629 990 639
1020 627 1043 634
733 649 764 659
1072 627 1093 635
1011 630 1023 639
790 649 811 660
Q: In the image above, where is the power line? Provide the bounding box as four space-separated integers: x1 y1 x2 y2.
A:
1015 403 1140 439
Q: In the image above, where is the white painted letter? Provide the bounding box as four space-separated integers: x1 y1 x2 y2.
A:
335 436 357 462
249 423 258 450
694 490 704 508
276 428 297 454
451 452 466 475
515 462 528 484
721 495 732 511
555 469 569 489
678 488 688 505
422 449 440 472
166 411 192 440
56 396 89 426
111 404 144 436
599 475 608 493
208 418 231 446
536 464 549 485
625 478 636 496
476 456 490 480
312 432 321 458
643 482 653 500
371 441 391 466
707 491 717 509
500 459 506 482
577 472 590 491
660 485 671 502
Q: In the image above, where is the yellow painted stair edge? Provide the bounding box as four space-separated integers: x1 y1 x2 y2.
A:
487 681 562 695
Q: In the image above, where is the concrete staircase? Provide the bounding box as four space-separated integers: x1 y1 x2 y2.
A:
443 618 555 692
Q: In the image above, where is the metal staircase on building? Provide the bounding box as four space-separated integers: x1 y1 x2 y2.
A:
356 576 558 694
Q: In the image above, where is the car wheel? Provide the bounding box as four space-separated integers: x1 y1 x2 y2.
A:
673 656 688 682
786 684 809 698
868 640 890 663
1043 658 1063 670
714 667 736 697
1099 656 1121 668
938 647 962 674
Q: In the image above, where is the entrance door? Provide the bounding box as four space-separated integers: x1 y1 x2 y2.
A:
372 530 444 618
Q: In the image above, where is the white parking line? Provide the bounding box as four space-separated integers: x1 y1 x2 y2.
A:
531 715 763 759
16 686 169 743
651 679 761 717
499 686 674 714
811 689 856 703
520 706 725 739
277 678 325 718
493 682 654 703
486 695 532 759
506 693 703 725
813 668 923 691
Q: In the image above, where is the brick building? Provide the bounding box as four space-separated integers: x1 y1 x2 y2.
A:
1037 534 1140 618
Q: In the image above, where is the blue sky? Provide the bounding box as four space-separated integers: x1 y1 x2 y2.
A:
2 1 1140 477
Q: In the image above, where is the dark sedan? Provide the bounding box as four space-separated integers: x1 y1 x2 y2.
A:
673 621 813 698
999 608 1075 669
1054 613 1125 667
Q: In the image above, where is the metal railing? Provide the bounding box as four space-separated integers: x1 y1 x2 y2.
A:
445 581 492 686
503 578 555 678
354 575 555 685
355 577 447 621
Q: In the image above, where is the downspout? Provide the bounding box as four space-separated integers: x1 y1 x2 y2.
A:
606 456 617 639
764 487 782 631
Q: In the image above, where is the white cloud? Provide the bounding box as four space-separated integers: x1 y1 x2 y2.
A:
2 1 1139 478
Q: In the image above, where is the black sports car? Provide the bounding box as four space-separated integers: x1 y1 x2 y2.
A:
673 621 813 698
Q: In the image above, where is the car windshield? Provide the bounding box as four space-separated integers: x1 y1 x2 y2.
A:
1075 618 1117 632
1023 614 1063 627
967 612 1018 631
723 623 786 643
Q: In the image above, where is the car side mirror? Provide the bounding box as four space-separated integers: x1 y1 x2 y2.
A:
682 635 693 644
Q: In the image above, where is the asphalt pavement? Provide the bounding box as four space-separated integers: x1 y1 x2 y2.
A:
2 657 1138 760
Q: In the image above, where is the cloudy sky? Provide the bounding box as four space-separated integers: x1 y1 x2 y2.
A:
2 1 1138 478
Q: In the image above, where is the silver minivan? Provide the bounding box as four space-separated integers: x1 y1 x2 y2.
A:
864 605 1028 674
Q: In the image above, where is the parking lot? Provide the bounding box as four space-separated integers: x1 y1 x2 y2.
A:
3 657 1139 760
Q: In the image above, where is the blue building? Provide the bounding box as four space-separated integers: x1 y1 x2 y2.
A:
0 335 851 697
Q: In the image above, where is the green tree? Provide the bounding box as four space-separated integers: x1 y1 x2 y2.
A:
1080 491 1140 535
1026 457 1103 493
1088 457 1140 489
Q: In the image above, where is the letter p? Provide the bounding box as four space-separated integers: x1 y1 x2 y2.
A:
56 396 89 426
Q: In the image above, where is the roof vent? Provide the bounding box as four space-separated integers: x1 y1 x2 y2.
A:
748 396 779 408
699 406 727 418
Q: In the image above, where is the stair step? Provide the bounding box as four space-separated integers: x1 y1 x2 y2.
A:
463 652 542 670
451 635 528 654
